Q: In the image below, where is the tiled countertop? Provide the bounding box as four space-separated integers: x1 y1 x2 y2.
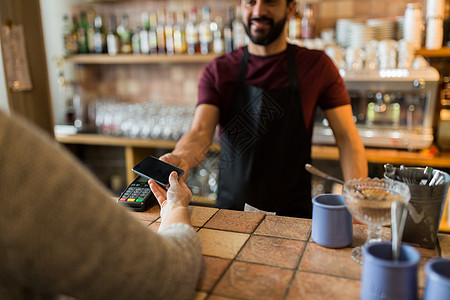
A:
133 205 450 300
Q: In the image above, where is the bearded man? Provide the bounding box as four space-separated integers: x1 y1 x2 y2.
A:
161 0 367 218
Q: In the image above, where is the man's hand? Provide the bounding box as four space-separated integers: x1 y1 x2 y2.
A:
159 153 189 181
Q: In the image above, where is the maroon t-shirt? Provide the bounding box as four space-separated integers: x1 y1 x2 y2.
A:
198 45 350 137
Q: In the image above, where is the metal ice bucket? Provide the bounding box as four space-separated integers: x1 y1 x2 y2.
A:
384 164 450 249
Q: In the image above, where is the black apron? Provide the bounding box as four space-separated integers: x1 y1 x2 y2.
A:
217 44 312 218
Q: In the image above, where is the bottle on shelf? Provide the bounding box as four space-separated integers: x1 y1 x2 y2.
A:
132 25 141 54
77 11 89 54
232 6 247 49
185 7 200 55
63 14 78 55
156 8 166 54
148 12 158 54
443 3 450 47
288 0 302 40
93 15 106 54
223 6 234 53
69 14 80 54
86 10 96 53
174 10 187 54
165 11 175 55
117 14 132 54
106 15 120 56
301 3 315 39
198 6 213 54
445 18 450 47
139 11 150 54
212 16 224 54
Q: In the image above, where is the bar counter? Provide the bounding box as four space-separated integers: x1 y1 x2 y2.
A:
133 205 450 300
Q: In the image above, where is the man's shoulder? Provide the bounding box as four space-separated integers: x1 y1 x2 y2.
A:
290 43 326 59
209 48 244 67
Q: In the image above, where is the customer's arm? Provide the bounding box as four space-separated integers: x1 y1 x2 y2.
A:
0 111 202 300
325 104 368 180
160 104 219 178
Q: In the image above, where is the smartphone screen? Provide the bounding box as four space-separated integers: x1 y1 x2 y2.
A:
132 156 184 186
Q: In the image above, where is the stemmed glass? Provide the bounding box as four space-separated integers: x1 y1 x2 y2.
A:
343 177 410 264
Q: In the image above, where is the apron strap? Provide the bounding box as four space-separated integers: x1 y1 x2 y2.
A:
237 47 250 84
286 44 299 88
238 45 298 88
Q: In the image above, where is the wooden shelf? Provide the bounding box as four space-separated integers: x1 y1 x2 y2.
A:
65 53 219 64
56 133 450 168
65 47 450 64
312 145 450 168
56 133 178 148
55 133 222 151
416 47 450 57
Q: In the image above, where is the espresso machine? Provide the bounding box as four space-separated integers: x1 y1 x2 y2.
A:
313 67 440 150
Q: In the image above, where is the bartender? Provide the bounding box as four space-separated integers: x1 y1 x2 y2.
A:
161 0 368 218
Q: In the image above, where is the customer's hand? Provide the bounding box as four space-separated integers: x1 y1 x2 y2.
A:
159 153 189 181
149 171 192 230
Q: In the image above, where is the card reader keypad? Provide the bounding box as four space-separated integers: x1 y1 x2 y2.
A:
119 182 151 202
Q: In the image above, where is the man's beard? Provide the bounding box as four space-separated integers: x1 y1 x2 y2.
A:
244 16 287 46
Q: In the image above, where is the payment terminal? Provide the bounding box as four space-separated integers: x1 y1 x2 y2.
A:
117 175 156 211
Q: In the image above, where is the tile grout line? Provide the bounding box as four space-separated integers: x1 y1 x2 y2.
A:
202 214 267 298
282 231 312 299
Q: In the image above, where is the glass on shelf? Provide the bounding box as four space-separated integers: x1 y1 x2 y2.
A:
93 99 195 141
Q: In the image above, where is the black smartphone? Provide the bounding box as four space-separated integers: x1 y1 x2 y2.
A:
132 155 184 186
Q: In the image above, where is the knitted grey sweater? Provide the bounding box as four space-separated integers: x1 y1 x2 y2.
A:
0 110 202 300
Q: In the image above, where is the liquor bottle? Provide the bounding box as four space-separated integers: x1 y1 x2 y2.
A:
443 4 450 46
139 11 150 54
165 11 175 55
77 11 89 54
148 12 158 54
132 25 141 54
106 15 120 56
288 1 302 40
233 6 247 49
185 8 199 55
117 14 132 54
223 7 234 53
70 14 80 54
93 15 106 54
63 14 77 55
156 8 166 54
198 6 213 54
301 3 315 39
212 16 224 54
86 10 96 53
174 10 187 54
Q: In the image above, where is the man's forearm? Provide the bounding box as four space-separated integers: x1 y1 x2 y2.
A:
339 141 368 181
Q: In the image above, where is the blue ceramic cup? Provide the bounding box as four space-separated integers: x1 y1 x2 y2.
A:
311 194 353 248
424 258 450 300
361 242 420 300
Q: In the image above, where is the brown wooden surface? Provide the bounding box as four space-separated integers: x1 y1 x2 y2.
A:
0 0 54 135
416 47 450 57
66 53 219 64
56 134 450 168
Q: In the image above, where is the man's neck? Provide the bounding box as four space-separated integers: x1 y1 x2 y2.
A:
247 35 288 56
